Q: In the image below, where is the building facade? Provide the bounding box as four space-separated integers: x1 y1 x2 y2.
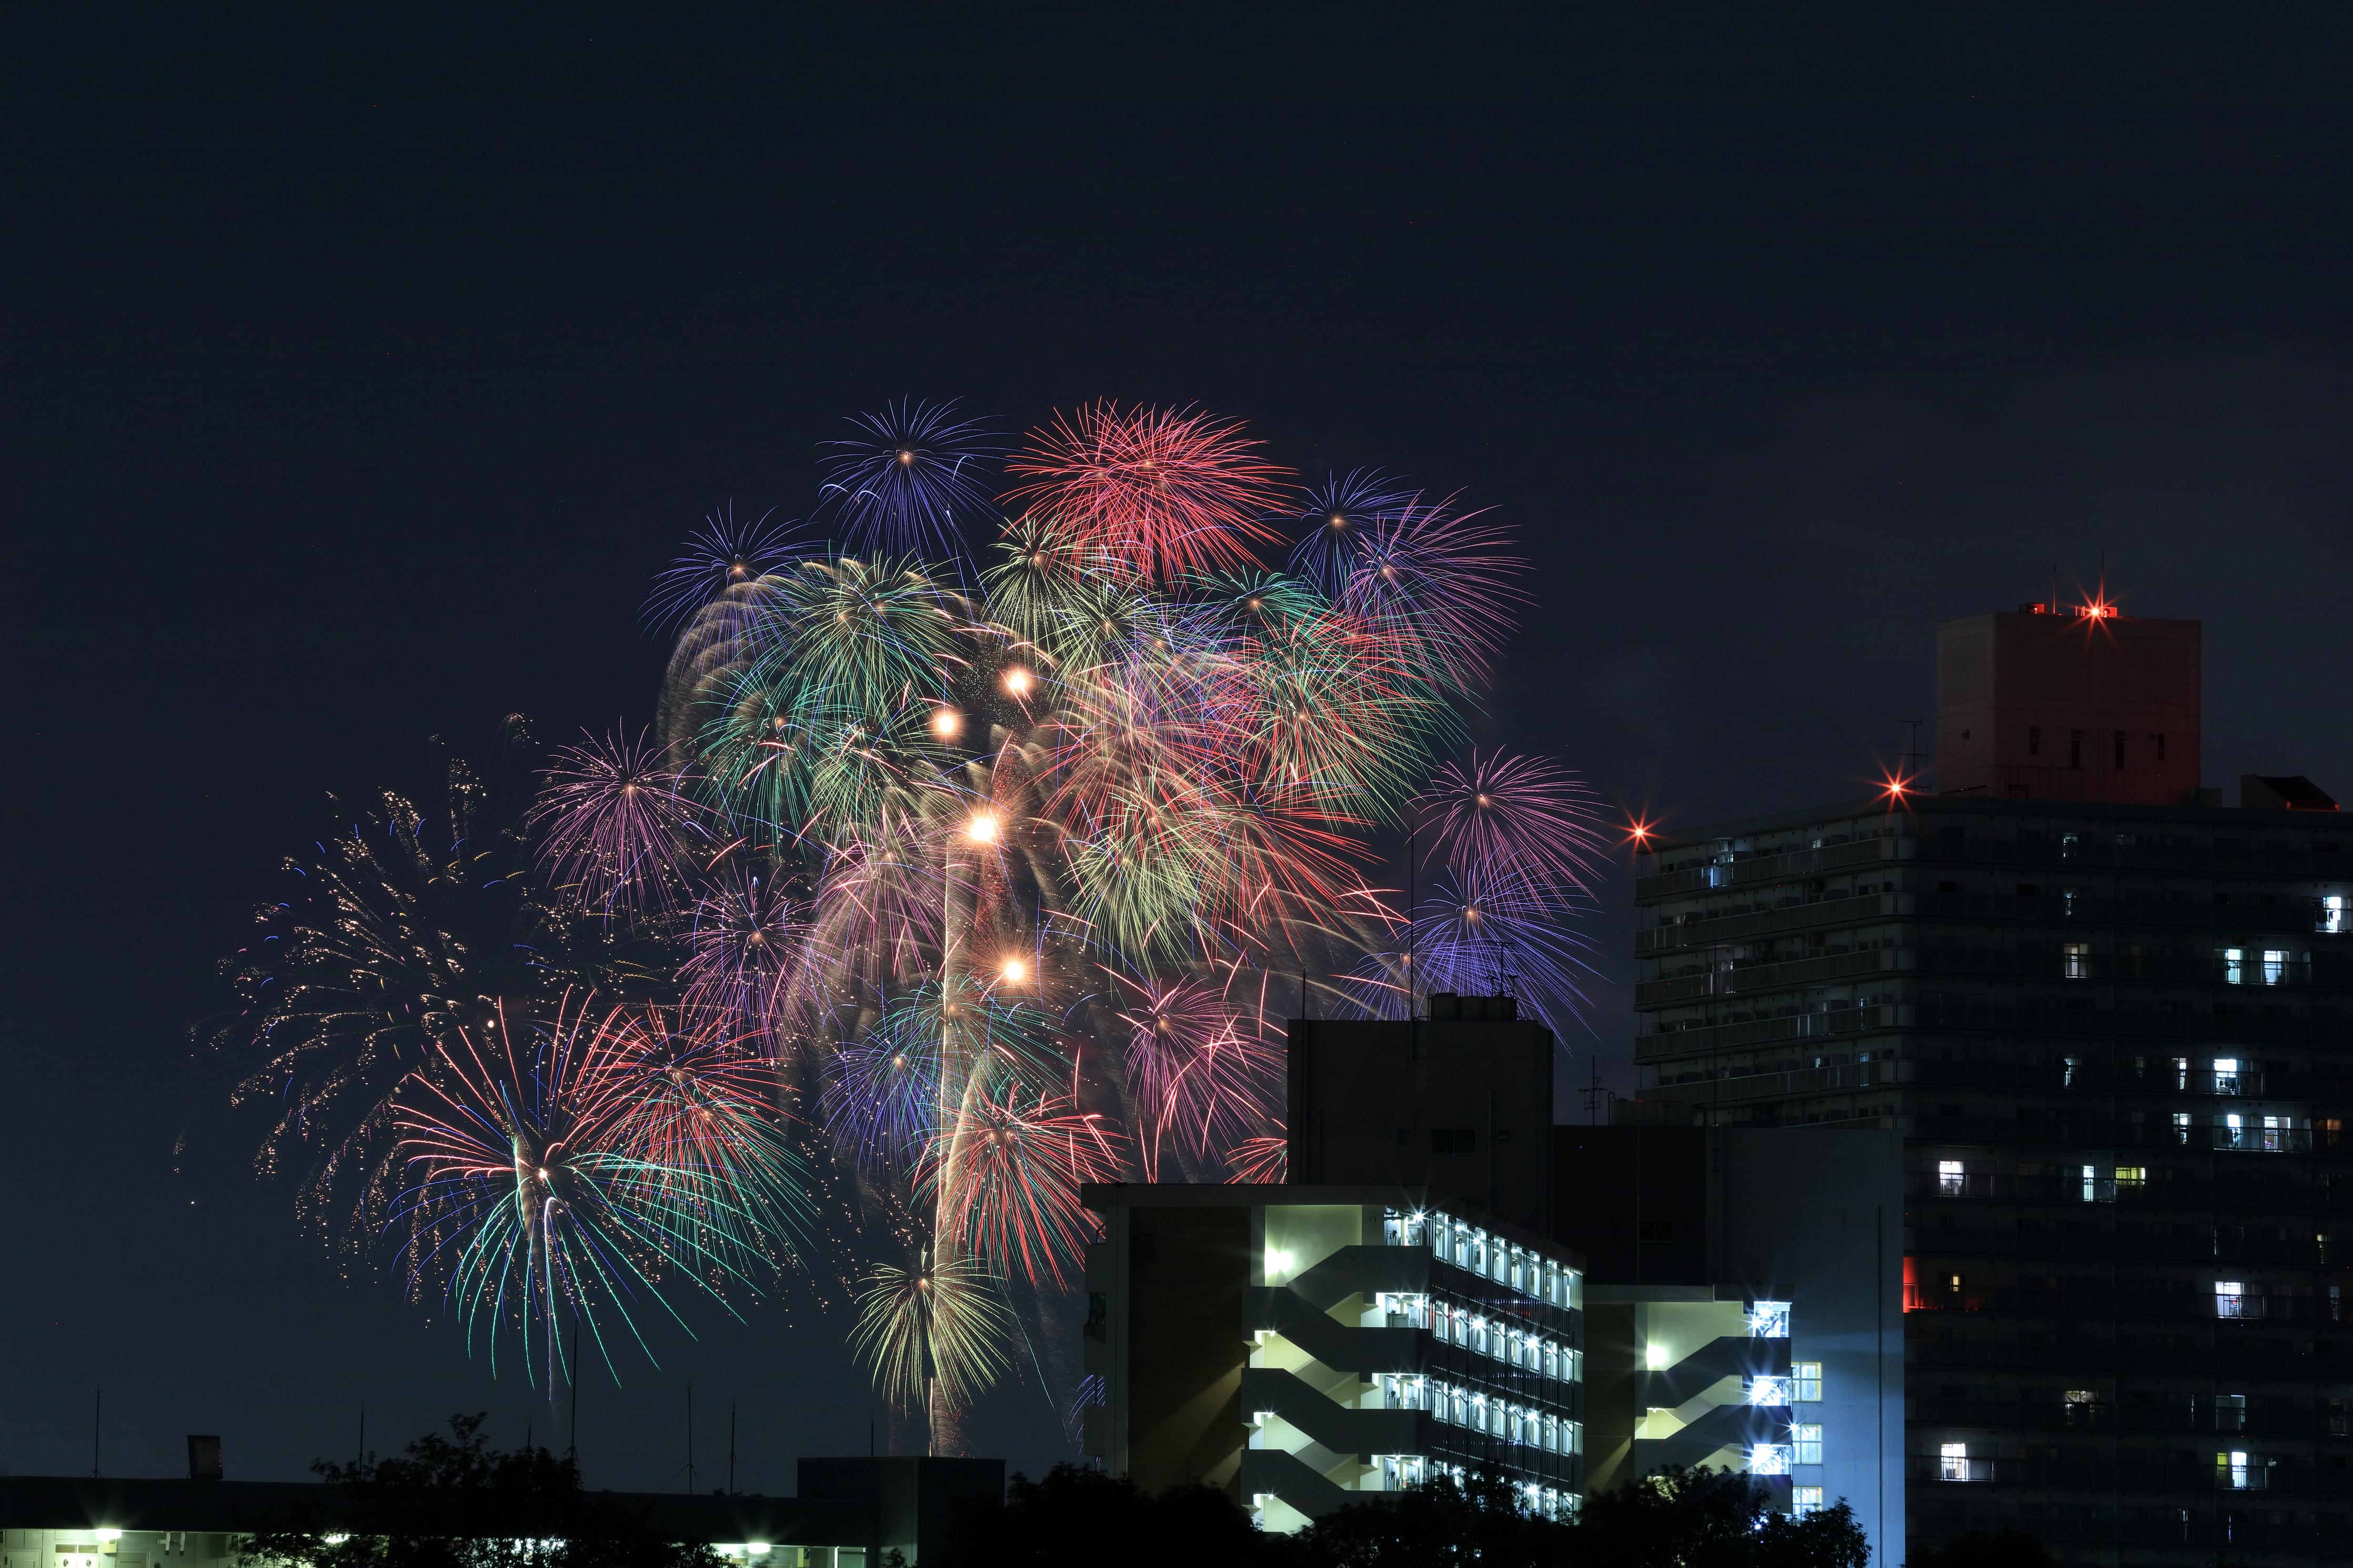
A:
1080 1184 1586 1532
1560 1125 1906 1565
1631 775 2353 1564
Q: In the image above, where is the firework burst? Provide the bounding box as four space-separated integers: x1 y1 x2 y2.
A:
385 996 780 1384
643 503 806 633
210 396 1600 1437
819 398 1000 559
528 728 709 921
1002 402 1291 584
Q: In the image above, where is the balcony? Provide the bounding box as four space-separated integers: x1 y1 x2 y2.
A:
1637 836 1897 900
1636 1005 1899 1060
1636 892 1892 955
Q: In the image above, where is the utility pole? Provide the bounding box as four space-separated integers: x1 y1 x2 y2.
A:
686 1383 696 1493
92 1387 101 1476
728 1401 738 1495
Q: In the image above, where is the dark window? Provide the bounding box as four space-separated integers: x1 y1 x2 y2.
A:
2070 730 2084 769
2114 731 2127 769
1431 1128 1477 1155
2029 726 2042 756
1638 1219 1676 1242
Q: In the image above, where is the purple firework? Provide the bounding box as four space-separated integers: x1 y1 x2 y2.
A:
526 727 710 920
1418 750 1609 908
679 862 808 1046
643 503 807 633
1288 467 1417 600
1338 492 1527 693
817 398 1001 559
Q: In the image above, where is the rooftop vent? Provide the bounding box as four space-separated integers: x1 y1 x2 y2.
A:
2240 775 2340 812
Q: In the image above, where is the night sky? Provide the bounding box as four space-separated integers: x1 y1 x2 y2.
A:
4 9 2349 1496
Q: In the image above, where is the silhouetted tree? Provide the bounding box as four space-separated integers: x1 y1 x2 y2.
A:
1296 1470 1573 1568
241 1414 725 1568
942 1463 1293 1568
1575 1467 1868 1568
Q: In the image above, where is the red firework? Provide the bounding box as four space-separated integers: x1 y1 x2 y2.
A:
1002 402 1291 583
926 1083 1122 1289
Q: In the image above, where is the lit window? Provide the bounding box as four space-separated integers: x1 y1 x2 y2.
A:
2214 1058 2241 1095
2323 896 2347 936
2116 1166 2146 1190
2217 1281 2248 1319
2223 1112 2246 1149
2220 1450 2253 1490
2173 1056 2190 1090
2263 949 2289 985
1748 1300 1791 1339
1749 1443 1793 1476
1793 1486 1825 1519
2062 942 2090 979
1793 1362 1823 1401
1940 1442 1970 1481
2082 1164 2100 1202
2173 1111 2193 1144
2224 948 2246 985
1938 1159 1965 1196
1792 1423 1823 1465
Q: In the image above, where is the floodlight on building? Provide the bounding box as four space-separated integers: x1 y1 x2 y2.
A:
94 1533 122 1544
1645 1343 1668 1369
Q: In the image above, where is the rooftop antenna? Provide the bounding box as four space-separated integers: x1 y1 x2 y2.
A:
92 1385 101 1477
1898 719 1925 781
728 1399 737 1495
1581 1058 1615 1125
686 1383 696 1494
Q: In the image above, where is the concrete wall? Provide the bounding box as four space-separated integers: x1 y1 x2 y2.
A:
1712 1128 1906 1568
1289 1017 1555 1233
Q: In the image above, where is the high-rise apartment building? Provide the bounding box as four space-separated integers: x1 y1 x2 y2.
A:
1628 605 2350 1567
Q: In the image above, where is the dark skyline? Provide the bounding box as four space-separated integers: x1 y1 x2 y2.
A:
4 11 2349 1494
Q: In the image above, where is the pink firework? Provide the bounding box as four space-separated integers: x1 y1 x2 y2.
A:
1112 973 1280 1176
925 1083 1121 1289
1226 1132 1288 1185
526 728 708 919
679 862 807 1044
1419 749 1609 905
1002 402 1291 583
